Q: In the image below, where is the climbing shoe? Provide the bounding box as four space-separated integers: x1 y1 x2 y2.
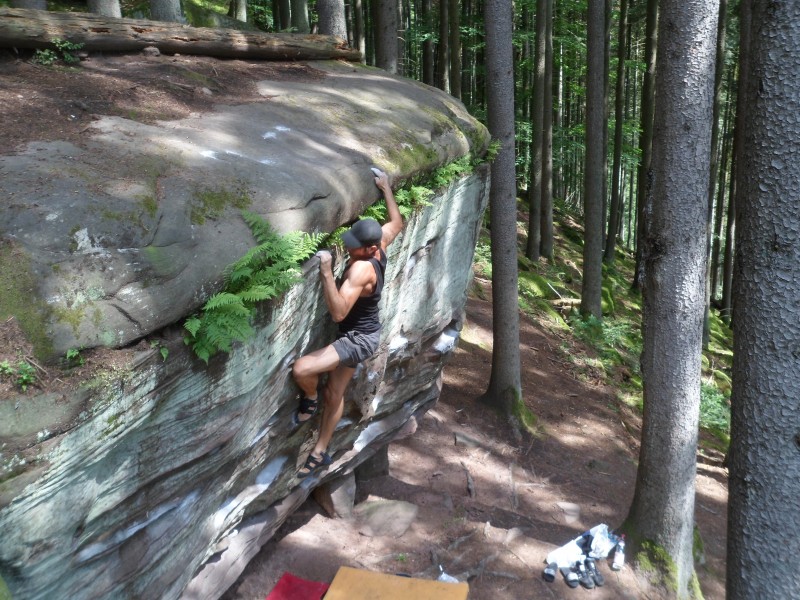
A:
585 557 605 586
577 560 595 589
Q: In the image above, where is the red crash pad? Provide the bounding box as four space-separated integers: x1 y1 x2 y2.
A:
265 572 330 600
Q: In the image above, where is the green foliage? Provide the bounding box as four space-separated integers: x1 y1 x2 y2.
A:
0 360 12 378
0 360 36 392
150 340 169 362
699 383 731 441
33 38 84 65
184 212 322 363
65 347 85 367
0 359 37 391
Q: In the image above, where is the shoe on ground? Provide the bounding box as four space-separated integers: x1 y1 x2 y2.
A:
577 561 595 589
560 565 580 589
585 557 605 586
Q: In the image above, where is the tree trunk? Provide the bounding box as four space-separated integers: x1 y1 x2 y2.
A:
581 0 604 319
728 3 800 596
436 0 450 92
539 0 554 260
525 0 547 261
703 0 728 346
481 0 521 415
421 0 434 85
374 0 398 72
710 69 734 302
0 8 360 60
231 0 247 22
353 0 365 61
625 0 719 595
448 0 461 99
88 0 121 18
278 0 291 30
631 0 658 291
317 0 347 39
150 0 183 22
603 0 628 265
291 0 310 32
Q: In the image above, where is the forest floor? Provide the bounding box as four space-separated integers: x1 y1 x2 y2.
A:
1 49 729 598
223 281 729 600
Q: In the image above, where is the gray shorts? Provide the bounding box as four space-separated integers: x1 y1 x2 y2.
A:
332 329 381 367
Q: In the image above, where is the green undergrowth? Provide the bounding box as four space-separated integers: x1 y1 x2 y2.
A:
184 211 322 363
473 199 734 449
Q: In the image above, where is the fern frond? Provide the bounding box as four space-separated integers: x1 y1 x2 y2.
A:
204 292 245 310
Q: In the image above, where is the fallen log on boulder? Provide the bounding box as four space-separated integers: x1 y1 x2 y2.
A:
0 7 362 61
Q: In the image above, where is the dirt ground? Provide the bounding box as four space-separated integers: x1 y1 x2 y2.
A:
223 290 729 600
1 48 728 598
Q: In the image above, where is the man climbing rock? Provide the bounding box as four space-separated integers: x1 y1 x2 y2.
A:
291 169 404 478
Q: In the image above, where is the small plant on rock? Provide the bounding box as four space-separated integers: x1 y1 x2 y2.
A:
184 211 322 363
15 361 37 392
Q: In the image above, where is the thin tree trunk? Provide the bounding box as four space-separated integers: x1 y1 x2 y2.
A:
631 0 658 291
539 0 554 260
626 0 719 594
721 162 735 323
354 0 366 61
710 79 733 301
279 0 291 30
604 0 628 264
581 0 605 319
481 0 521 416
374 0 398 72
422 0 434 84
437 0 450 92
448 0 461 99
291 0 310 32
703 0 728 346
526 0 547 261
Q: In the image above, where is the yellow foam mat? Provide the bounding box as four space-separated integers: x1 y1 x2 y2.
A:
324 566 469 600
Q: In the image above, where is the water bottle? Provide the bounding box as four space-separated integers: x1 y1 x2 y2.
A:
611 535 626 571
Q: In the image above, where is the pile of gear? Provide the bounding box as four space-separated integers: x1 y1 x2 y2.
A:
542 524 625 590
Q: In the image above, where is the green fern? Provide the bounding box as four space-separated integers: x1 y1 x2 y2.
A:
184 212 323 363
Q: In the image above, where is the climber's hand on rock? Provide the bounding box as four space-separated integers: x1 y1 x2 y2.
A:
316 250 332 270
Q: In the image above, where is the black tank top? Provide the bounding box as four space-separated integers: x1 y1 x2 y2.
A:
338 249 387 335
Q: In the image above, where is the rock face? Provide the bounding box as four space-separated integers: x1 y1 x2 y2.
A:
0 60 490 600
0 59 488 358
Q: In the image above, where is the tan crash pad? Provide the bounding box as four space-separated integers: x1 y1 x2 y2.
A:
324 566 469 599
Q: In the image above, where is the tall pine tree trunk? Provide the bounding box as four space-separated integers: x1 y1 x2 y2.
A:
728 2 800 596
422 0 434 84
480 0 521 417
631 0 658 291
151 0 183 22
448 0 461 99
603 0 628 265
88 0 121 18
291 0 310 32
581 0 604 319
436 0 450 92
539 0 554 260
374 0 398 72
625 0 719 595
318 0 347 38
525 0 547 261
